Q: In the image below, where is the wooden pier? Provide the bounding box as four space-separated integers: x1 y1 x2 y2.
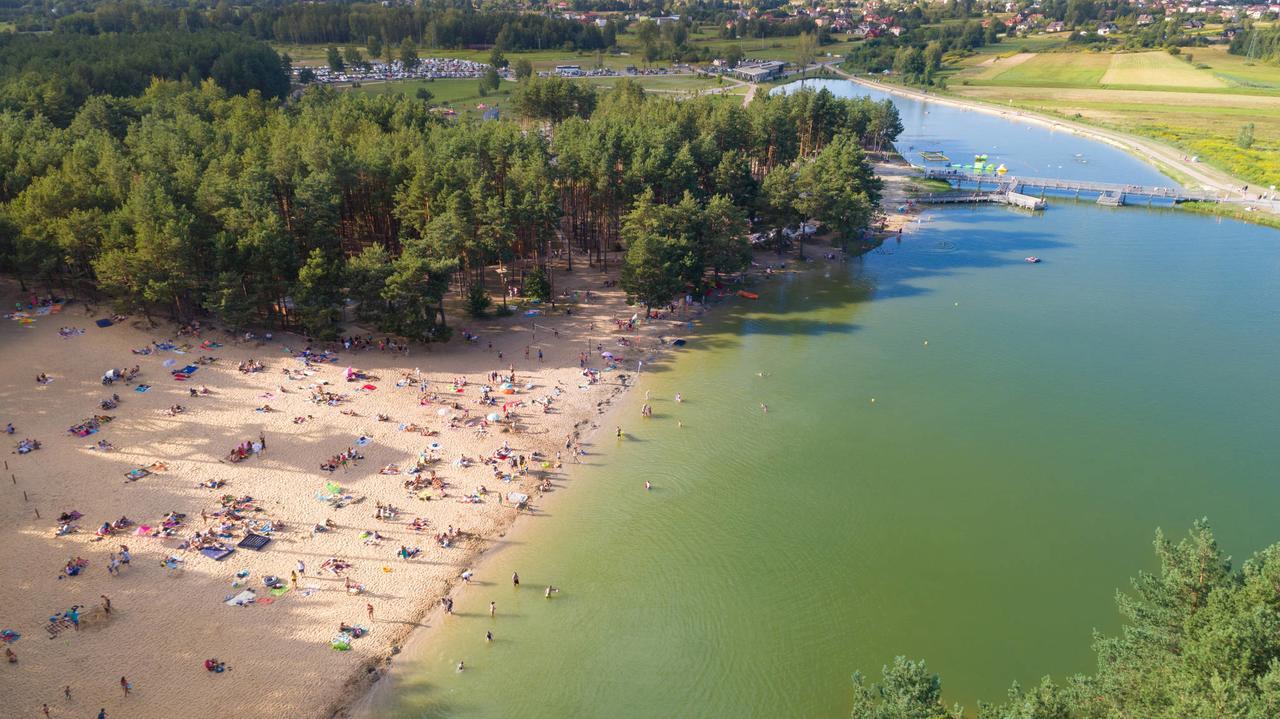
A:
922 169 1227 205
913 190 1047 211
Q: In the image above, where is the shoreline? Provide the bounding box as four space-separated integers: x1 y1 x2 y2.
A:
334 244 903 717
0 266 688 719
829 69 1280 222
0 179 903 719
343 390 637 718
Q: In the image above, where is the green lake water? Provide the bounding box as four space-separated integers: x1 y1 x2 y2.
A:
371 81 1280 718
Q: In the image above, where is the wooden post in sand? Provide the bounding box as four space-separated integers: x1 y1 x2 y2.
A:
34 507 39 519
23 490 28 501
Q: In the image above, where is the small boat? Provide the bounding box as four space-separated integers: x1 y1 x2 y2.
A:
737 290 759 300
1024 256 1041 264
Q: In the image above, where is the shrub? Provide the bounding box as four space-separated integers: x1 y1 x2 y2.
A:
524 266 552 302
466 284 492 318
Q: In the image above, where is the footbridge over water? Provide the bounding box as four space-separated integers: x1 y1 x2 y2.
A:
923 169 1226 206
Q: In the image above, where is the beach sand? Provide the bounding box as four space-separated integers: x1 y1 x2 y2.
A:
0 267 695 719
0 174 901 718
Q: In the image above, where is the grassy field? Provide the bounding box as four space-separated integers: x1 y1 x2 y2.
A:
581 74 726 93
964 51 1112 87
1100 51 1226 88
353 77 514 117
941 43 1280 186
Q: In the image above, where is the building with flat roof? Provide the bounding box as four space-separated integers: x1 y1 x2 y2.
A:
731 60 785 82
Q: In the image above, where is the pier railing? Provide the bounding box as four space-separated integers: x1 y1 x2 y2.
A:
922 169 1223 204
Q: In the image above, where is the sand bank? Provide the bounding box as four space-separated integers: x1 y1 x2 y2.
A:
0 267 700 719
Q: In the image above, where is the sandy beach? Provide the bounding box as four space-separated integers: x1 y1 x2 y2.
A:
0 262 709 719
0 188 909 719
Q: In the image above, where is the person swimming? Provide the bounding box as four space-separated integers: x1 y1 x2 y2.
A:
674 393 683 402
644 481 651 490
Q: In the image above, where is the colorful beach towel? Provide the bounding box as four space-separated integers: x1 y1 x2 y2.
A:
135 385 151 393
200 547 235 561
268 586 291 598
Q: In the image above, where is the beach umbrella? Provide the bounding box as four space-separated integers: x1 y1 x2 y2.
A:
487 413 501 422
436 408 450 417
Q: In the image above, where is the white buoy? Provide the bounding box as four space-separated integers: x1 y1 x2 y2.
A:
870 398 876 403
924 340 929 346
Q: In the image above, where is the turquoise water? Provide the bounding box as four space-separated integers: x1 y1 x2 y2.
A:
373 81 1280 718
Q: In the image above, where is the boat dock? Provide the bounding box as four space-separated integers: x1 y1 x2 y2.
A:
922 169 1226 206
913 190 1047 211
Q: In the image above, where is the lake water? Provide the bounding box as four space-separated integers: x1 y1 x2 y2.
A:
370 80 1280 718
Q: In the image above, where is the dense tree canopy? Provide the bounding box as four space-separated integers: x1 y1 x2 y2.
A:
33 1 607 52
851 520 1280 719
0 31 289 125
0 71 893 340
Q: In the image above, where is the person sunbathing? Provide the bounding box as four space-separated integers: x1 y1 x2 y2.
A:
36 373 49 384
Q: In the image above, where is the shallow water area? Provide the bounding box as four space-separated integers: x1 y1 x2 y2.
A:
369 80 1280 718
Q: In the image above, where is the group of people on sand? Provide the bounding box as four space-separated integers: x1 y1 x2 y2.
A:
225 436 264 463
101 366 140 385
320 448 363 472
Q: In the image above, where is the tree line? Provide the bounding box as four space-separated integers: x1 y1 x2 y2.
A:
45 1 610 53
851 520 1280 719
0 78 898 341
1231 26 1280 65
0 30 290 125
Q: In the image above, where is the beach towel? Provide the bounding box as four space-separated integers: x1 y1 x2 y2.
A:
201 547 235 561
162 359 176 368
172 374 188 381
225 589 256 607
237 534 271 551
135 385 151 393
1 629 19 643
95 319 114 328
124 468 150 481
268 586 291 598
355 436 370 446
361 384 377 391
178 365 198 375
